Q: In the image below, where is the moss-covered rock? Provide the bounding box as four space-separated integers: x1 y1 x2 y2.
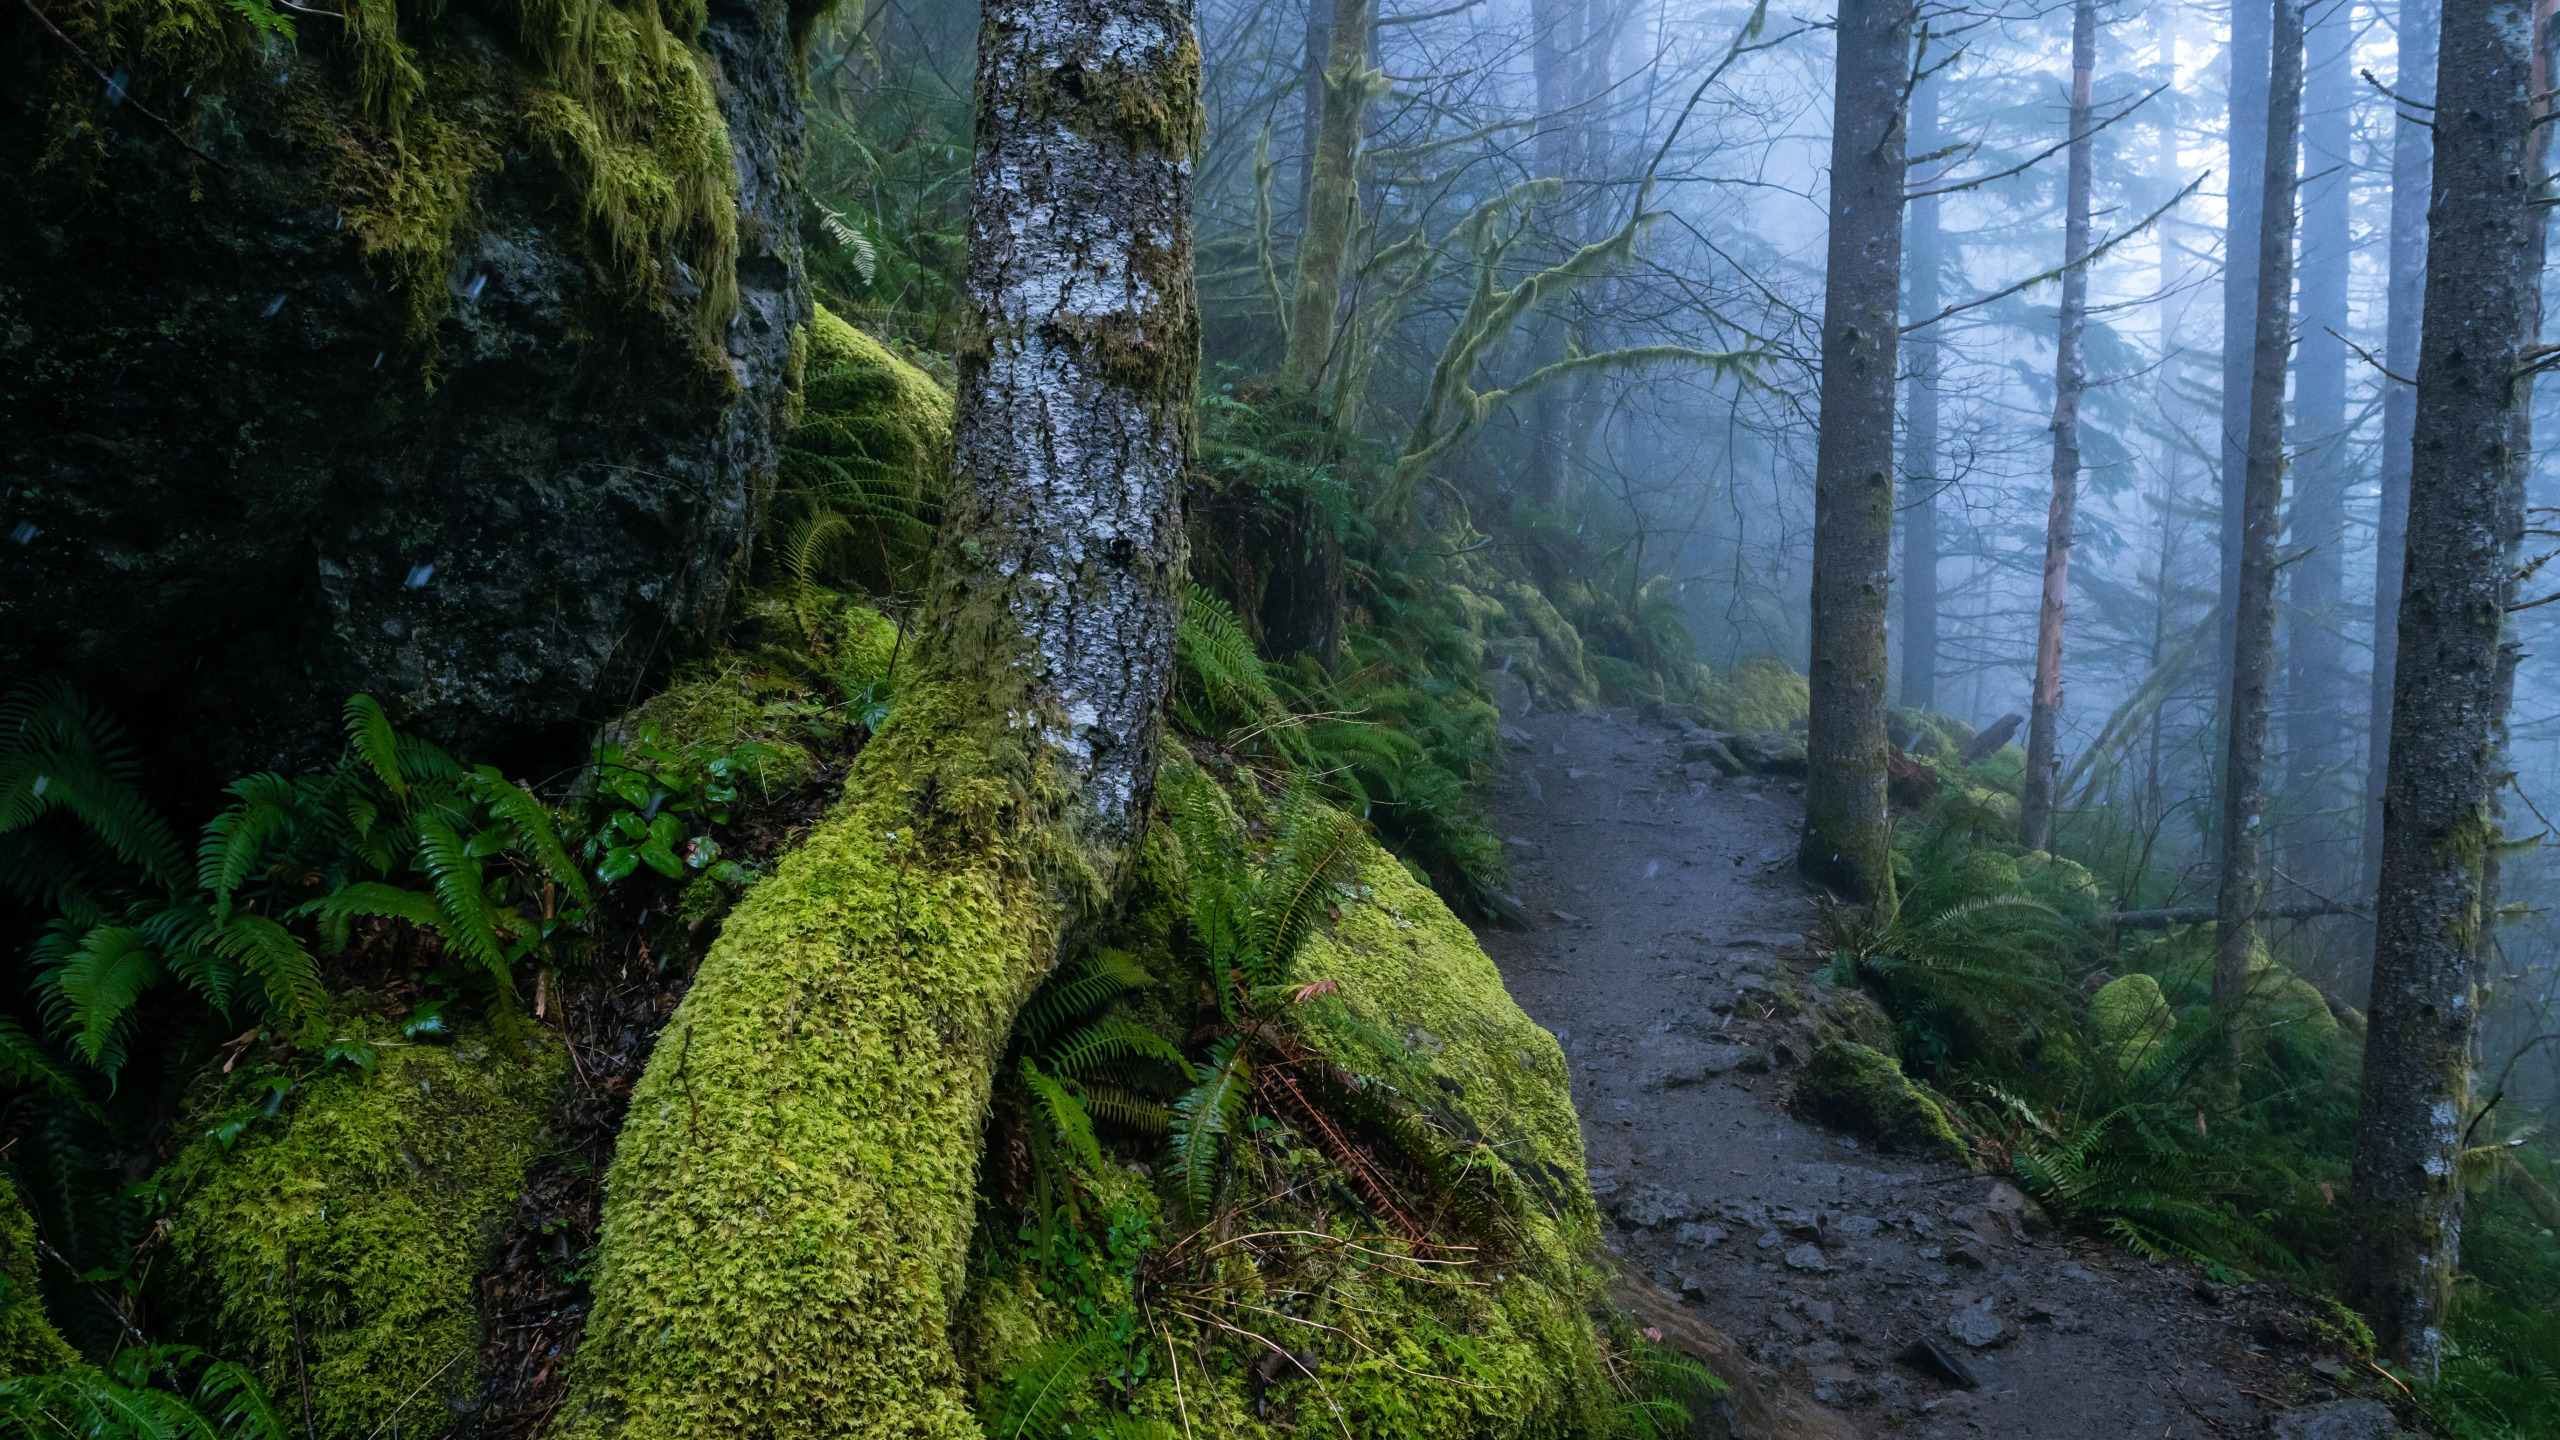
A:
1792 1041 1967 1164
1702 655 1809 735
0 0 812 775
0 1184 76 1378
152 1024 564 1439
2089 974 2176 1079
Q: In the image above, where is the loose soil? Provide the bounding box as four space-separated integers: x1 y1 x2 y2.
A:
1473 706 2405 1440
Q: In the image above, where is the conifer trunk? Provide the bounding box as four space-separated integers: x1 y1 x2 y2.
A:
2283 0 2354 881
1899 58 1941 714
2362 0 2437 912
2018 0 2097 853
2349 0 2544 1367
2218 0 2274 731
561 1 1199 1433
1281 0 1379 390
1800 0 1913 906
2210 0 2302 1048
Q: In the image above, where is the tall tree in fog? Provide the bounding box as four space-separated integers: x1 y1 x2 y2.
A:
2211 0 2302 1050
2350 0 2545 1368
1900 45 1943 713
2283 0 2354 877
2218 0 2273 727
1283 0 1381 390
1525 0 1593 509
2019 0 2101 853
1802 0 1914 905
2363 0 2437 908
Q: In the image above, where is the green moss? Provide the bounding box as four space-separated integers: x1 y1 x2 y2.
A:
1701 655 1807 735
1891 706 1974 762
1495 582 1598 710
2090 973 2175 1078
152 1023 563 1438
954 827 1612 1439
804 306 959 462
49 0 742 344
0 1184 76 1378
1793 1041 1967 1164
558 681 1075 1440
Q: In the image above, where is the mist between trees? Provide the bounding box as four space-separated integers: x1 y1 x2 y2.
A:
816 0 2560 1393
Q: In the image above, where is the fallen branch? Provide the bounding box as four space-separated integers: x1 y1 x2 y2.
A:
2112 899 2365 931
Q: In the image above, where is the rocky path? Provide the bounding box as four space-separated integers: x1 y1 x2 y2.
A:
1472 707 2387 1440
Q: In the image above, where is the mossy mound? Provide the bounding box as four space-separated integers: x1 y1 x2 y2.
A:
800 305 958 473
954 834 1611 1439
2089 973 2176 1079
1701 655 1809 735
0 1184 77 1378
152 1022 565 1439
1793 1041 1967 1164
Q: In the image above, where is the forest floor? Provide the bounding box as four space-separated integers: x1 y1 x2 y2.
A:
1473 706 2402 1440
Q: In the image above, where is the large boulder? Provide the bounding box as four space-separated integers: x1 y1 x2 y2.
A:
0 0 816 776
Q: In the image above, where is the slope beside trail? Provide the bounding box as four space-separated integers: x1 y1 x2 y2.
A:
1471 706 2378 1440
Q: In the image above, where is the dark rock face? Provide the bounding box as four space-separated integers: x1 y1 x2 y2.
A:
0 0 809 779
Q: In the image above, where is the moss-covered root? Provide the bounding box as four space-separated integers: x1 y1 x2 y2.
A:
0 1183 76 1378
1792 1041 1967 1165
154 1028 562 1437
557 693 1065 1440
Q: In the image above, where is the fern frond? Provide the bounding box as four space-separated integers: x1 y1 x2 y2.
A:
411 811 512 988
1015 949 1152 1051
984 1329 1119 1440
197 773 309 917
0 1016 102 1118
311 880 448 931
0 679 188 891
342 694 408 802
1044 1016 1189 1079
211 914 323 1027
1168 1036 1251 1216
38 924 163 1071
1021 1061 1106 1174
1248 792 1365 989
465 766 590 908
1079 1083 1173 1136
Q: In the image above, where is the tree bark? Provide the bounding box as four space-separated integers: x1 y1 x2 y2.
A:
2283 0 2354 883
2218 0 2274 731
1281 0 1380 391
1800 0 1913 907
1521 0 1582 511
2018 0 2098 854
2210 0 2302 1053
2362 0 2438 914
562 0 1200 1432
2348 0 2544 1370
1899 56 1941 713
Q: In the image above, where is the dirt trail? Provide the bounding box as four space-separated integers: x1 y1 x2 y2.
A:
1473 707 2366 1440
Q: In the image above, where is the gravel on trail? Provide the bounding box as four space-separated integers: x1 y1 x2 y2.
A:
1471 706 2406 1440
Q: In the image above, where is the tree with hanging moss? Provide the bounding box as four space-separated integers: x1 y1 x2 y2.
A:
555 0 1201 1434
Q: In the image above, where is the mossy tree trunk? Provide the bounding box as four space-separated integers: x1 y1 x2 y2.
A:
2209 0 2301 1058
2347 0 2543 1371
560 1 1199 1434
1280 0 1380 391
1800 0 1913 907
2017 0 2097 854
